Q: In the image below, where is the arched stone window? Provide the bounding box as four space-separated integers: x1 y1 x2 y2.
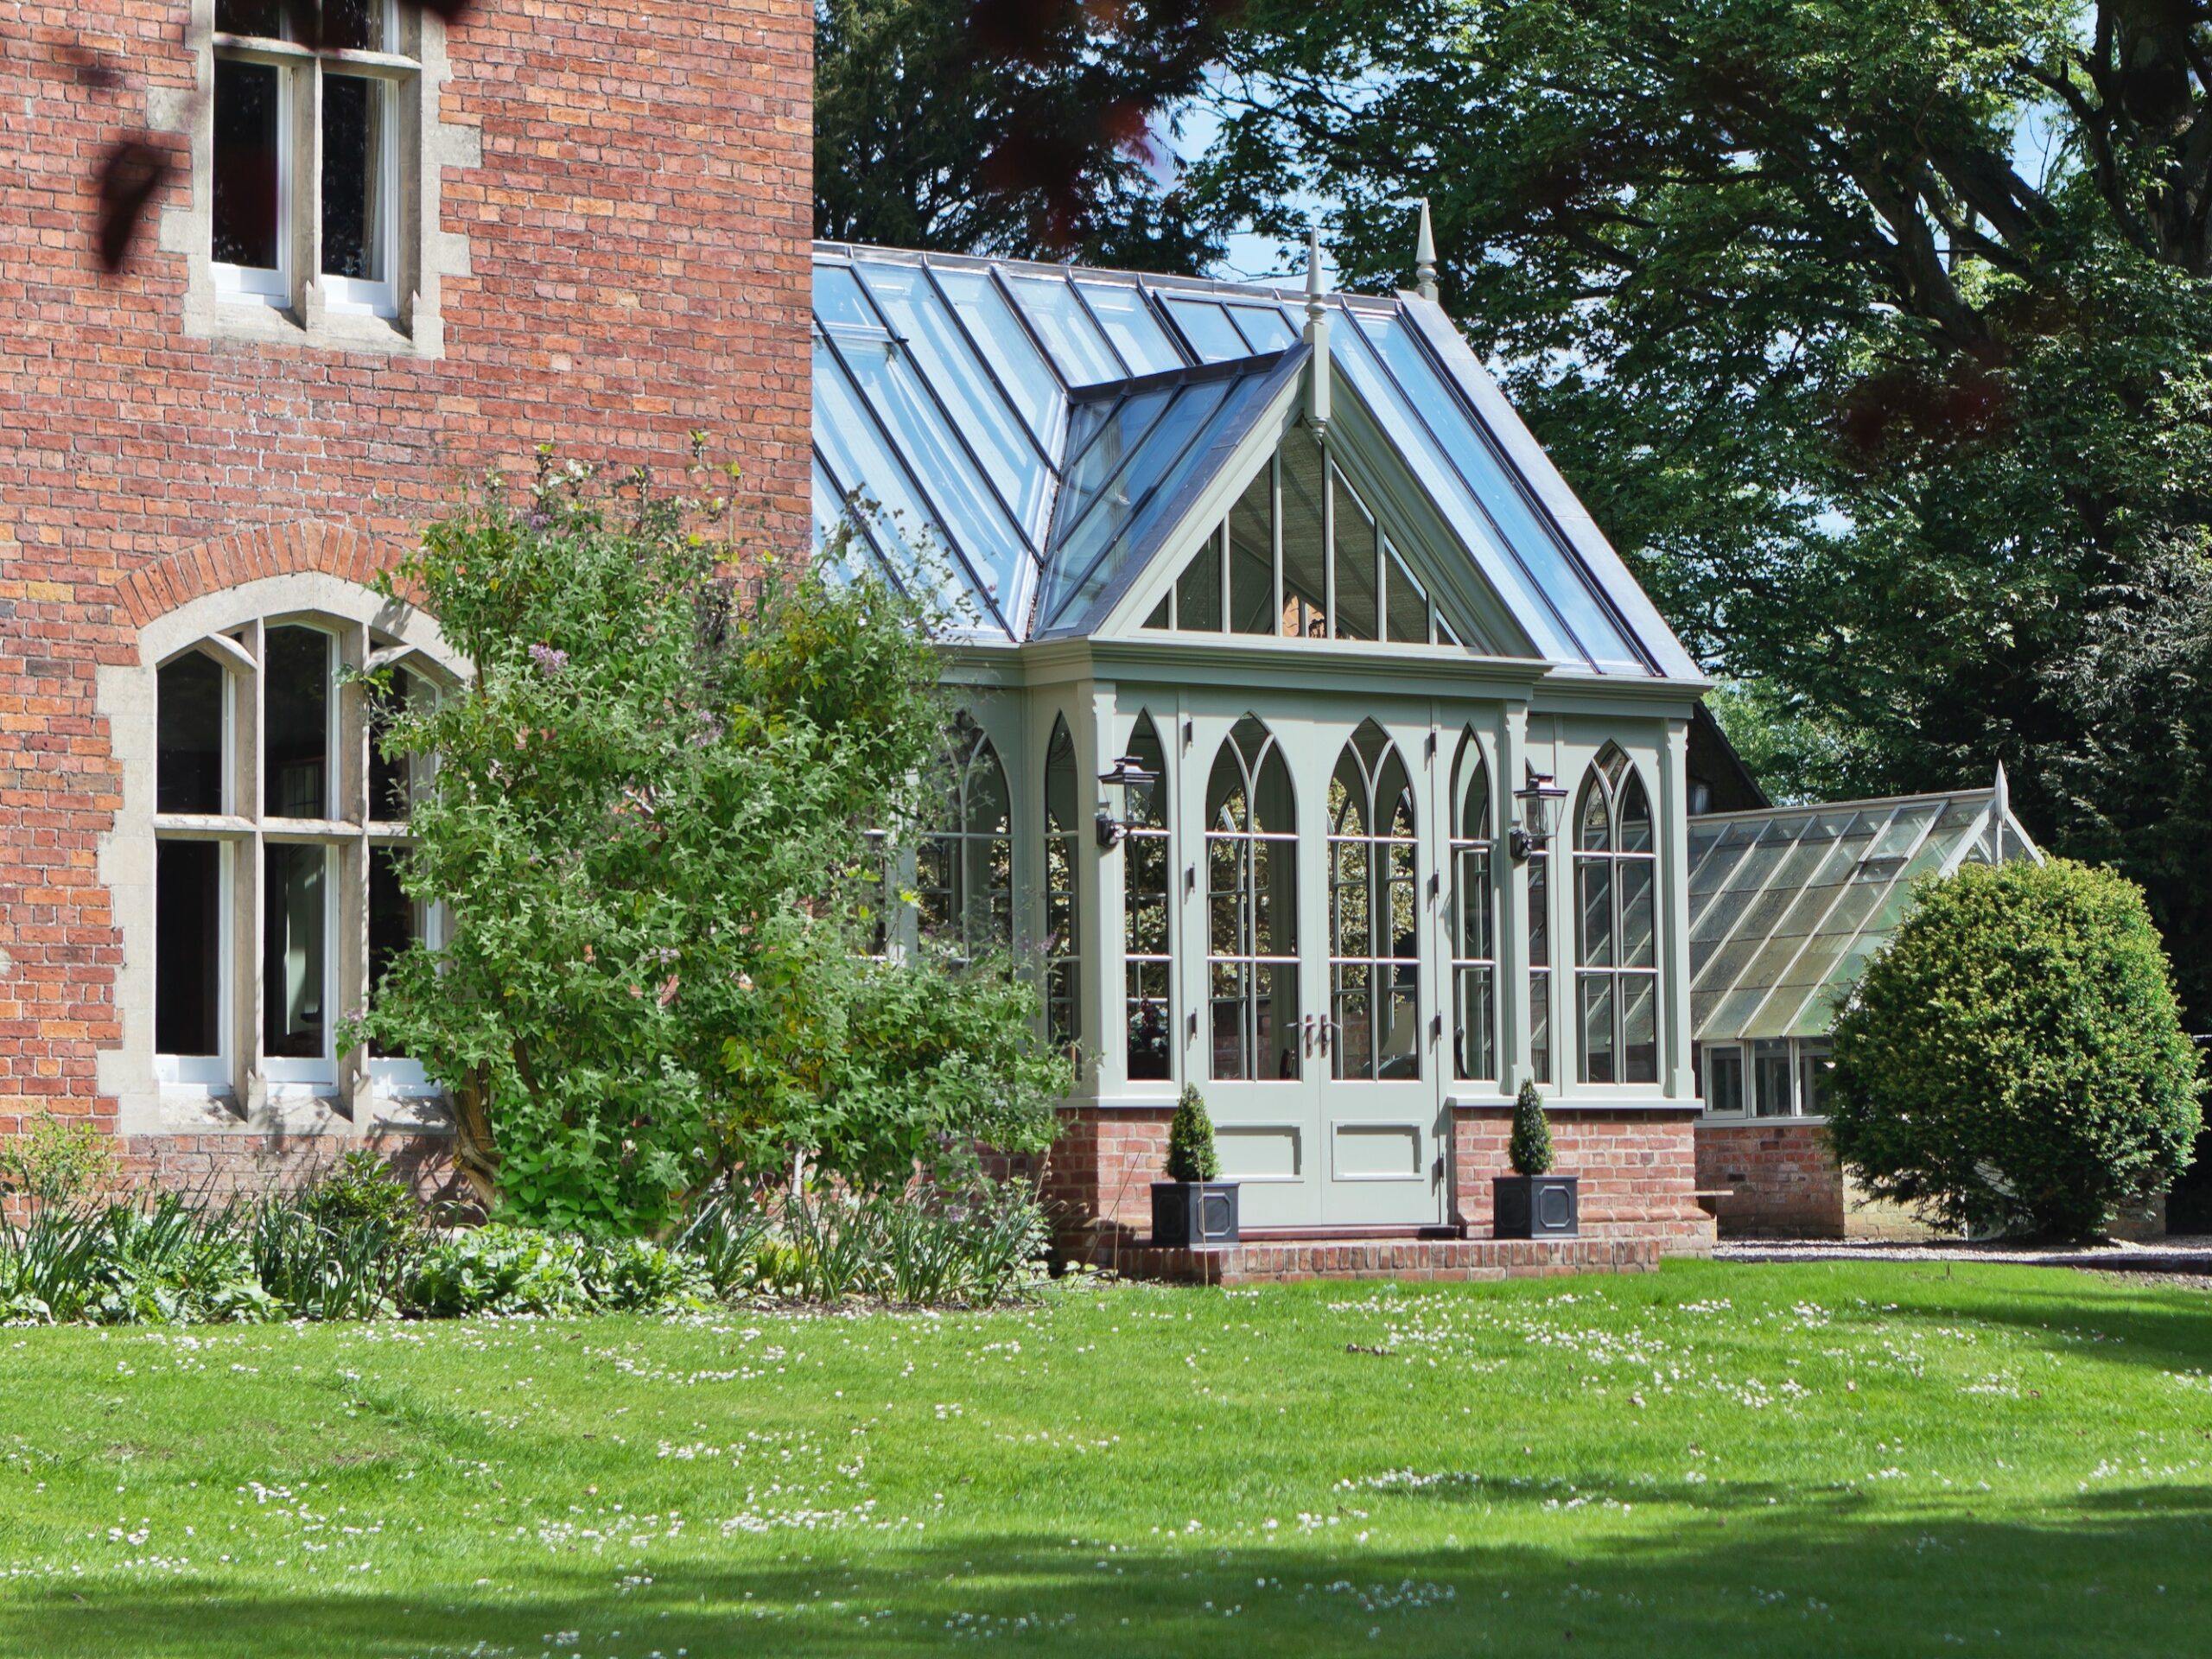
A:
1327 721 1420 1080
1206 716 1300 1080
1122 713 1173 1081
1043 716 1080 1047
1450 733 1497 1082
1574 744 1659 1084
149 607 444 1109
919 717 1012 963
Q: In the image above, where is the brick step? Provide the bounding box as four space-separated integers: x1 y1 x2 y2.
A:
1088 1233 1664 1286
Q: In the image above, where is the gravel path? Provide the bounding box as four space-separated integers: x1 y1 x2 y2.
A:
1716 1234 2212 1280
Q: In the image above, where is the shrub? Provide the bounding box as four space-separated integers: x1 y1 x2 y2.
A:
0 1194 275 1326
349 457 1066 1234
404 1225 708 1318
1827 859 2205 1238
251 1154 433 1321
0 1113 118 1207
1165 1085 1219 1183
1510 1080 1554 1176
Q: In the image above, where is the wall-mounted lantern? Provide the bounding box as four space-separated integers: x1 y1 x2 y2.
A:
1096 754 1158 850
1508 766 1567 861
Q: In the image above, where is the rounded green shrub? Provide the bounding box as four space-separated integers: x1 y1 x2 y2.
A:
1827 858 2204 1239
1509 1079 1554 1175
1165 1084 1219 1183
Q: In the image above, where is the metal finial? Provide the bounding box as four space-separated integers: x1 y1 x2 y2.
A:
1305 228 1328 325
1414 199 1438 302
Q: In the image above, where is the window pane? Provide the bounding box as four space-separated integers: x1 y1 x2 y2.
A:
1527 852 1549 968
367 845 416 1058
1705 1046 1743 1114
216 1 284 36
157 652 226 815
1622 974 1658 1083
156 840 223 1057
1456 845 1491 959
264 842 329 1059
1005 274 1122 385
213 59 281 270
1579 858 1614 965
264 626 330 818
321 0 388 52
1280 435 1325 638
1210 960 1251 1080
322 74 385 281
1798 1041 1834 1117
1529 968 1551 1084
1753 1039 1793 1116
1332 962 1372 1080
929 267 1062 448
1379 971 1420 1080
368 665 420 822
1165 297 1249 363
1228 463 1274 634
1386 543 1428 644
1580 973 1616 1084
1260 963 1299 1080
1331 469 1378 640
1174 529 1223 631
1127 959 1172 1079
1619 857 1656 968
1075 282 1180 375
1454 963 1493 1080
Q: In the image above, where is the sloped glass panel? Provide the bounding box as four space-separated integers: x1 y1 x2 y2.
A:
1059 385 1175 533
1229 462 1274 634
1331 467 1378 640
1041 356 1296 632
855 260 1052 535
812 263 882 334
1077 281 1182 374
823 326 1028 612
1351 309 1644 671
1280 434 1326 638
1228 305 1299 353
929 266 1064 448
1166 297 1252 363
813 340 993 627
1007 273 1124 384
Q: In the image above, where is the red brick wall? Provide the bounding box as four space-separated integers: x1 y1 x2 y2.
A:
1695 1121 1846 1237
1034 1108 1172 1252
1454 1108 1713 1252
0 4 811 1144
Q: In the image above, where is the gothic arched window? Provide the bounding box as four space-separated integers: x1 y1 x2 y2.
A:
918 718 1012 963
1450 734 1497 1082
1121 713 1173 1081
1327 721 1420 1080
1573 744 1659 1084
1206 716 1299 1080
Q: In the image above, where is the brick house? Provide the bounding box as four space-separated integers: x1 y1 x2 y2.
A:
4 5 1719 1267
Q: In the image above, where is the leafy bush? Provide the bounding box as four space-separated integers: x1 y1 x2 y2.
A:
0 1113 118 1206
348 457 1066 1234
1164 1085 1218 1182
0 1194 275 1326
252 1153 435 1320
1510 1080 1554 1176
1828 859 2205 1238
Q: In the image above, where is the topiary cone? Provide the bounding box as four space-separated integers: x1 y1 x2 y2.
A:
1509 1079 1554 1175
1165 1084 1220 1183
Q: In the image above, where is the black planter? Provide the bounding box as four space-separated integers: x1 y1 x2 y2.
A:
1493 1173 1580 1239
1151 1180 1240 1249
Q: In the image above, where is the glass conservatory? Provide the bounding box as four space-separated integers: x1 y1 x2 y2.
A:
811 238 1713 1236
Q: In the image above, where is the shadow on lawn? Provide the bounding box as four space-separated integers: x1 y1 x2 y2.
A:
8 1484 2209 1659
1857 1268 2212 1375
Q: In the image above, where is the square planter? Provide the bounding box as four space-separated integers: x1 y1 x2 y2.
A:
1493 1173 1580 1239
1151 1181 1240 1249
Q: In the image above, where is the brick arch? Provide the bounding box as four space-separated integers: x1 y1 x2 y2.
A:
118 521 415 631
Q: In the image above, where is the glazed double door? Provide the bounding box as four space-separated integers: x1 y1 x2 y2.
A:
1192 711 1447 1230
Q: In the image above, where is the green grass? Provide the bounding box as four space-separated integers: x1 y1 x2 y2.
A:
1 1260 2208 1657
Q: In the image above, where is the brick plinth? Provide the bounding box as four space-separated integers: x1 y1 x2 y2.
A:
1695 1121 1847 1237
1453 1107 1712 1254
116 1132 467 1208
1036 1105 1173 1251
1106 1234 1662 1286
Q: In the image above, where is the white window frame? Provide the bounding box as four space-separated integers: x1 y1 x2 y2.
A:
1698 1036 1831 1121
209 0 410 322
1697 1041 1745 1116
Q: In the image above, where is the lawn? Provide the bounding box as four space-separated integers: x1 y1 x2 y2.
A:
0 1260 2207 1658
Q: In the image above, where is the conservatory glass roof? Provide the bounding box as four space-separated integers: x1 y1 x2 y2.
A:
1687 781 2040 1043
810 242 1702 678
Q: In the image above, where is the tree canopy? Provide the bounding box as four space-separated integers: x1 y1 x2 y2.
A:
1192 0 2212 1020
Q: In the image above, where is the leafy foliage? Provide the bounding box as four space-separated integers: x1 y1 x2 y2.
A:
1509 1079 1554 1177
1827 860 2204 1238
815 0 1236 266
349 457 1067 1234
1199 0 2212 1019
1164 1084 1219 1183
